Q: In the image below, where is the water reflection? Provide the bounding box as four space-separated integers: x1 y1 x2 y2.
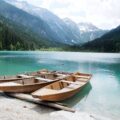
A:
63 83 92 107
0 51 120 119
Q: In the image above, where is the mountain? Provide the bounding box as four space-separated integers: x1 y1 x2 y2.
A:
4 0 81 45
0 15 46 50
82 25 120 52
63 18 81 44
63 18 108 43
0 0 58 43
78 22 99 32
78 22 108 43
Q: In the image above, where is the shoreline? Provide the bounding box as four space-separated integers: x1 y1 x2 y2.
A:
0 92 111 120
0 50 120 53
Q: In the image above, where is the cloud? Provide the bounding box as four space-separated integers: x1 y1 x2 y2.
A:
24 0 44 6
49 0 71 9
23 0 120 29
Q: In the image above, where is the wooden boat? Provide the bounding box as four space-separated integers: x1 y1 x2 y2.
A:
0 78 59 93
26 69 69 78
0 72 70 93
32 72 92 101
0 74 35 83
26 69 91 80
0 69 65 83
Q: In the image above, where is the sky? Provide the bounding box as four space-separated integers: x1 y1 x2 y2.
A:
22 0 120 30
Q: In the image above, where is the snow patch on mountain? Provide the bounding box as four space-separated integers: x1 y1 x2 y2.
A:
4 0 81 45
78 22 100 33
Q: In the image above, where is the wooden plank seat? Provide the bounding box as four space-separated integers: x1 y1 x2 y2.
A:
67 84 82 89
60 80 85 89
17 74 34 79
0 82 21 86
74 75 90 79
77 78 89 82
34 88 59 96
61 80 75 84
35 77 54 82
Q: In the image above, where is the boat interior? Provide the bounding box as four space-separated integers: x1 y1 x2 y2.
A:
27 71 64 80
45 75 89 90
46 81 70 90
0 78 42 86
15 78 42 85
0 75 21 80
0 70 91 87
0 73 67 86
14 74 74 85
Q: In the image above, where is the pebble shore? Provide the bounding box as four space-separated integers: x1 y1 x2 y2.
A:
0 92 111 120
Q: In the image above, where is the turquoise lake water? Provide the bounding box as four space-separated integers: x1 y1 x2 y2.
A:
0 51 120 119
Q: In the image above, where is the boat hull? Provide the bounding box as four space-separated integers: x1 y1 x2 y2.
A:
32 83 87 101
0 82 54 93
32 72 92 101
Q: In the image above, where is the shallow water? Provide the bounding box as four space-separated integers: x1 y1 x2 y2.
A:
0 51 120 119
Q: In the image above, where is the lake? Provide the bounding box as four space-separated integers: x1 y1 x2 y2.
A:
0 51 120 119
